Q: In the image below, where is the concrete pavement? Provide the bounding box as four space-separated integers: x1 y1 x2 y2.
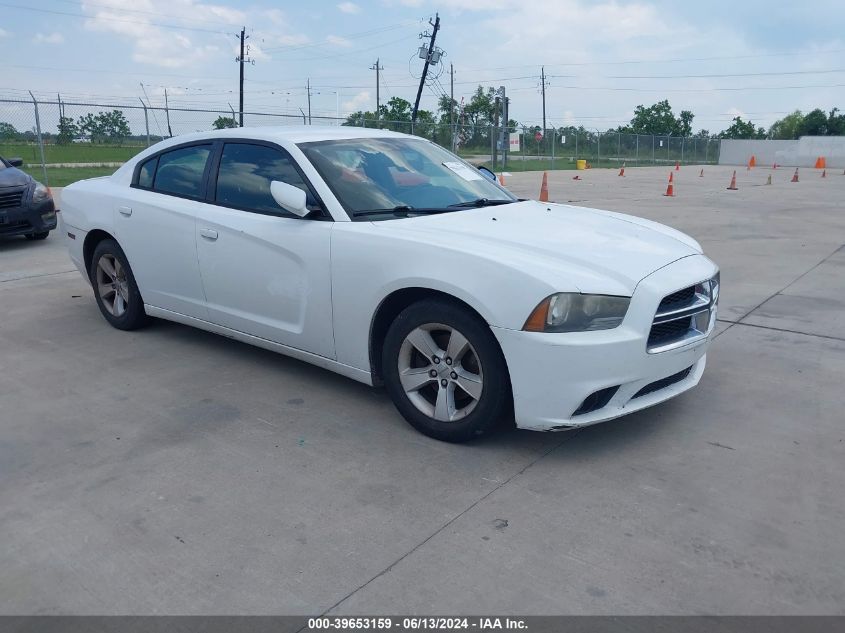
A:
1 165 843 614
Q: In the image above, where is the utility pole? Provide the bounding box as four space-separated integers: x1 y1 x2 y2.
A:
235 27 253 127
306 79 312 125
370 59 383 122
449 63 454 151
164 88 172 138
540 65 547 139
412 13 441 129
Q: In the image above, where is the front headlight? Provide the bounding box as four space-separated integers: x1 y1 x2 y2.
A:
523 293 630 333
32 181 52 203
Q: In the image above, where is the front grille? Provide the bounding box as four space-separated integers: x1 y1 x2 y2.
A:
0 219 32 233
647 279 717 353
0 187 26 210
658 286 696 313
648 316 692 347
632 366 693 399
572 385 619 416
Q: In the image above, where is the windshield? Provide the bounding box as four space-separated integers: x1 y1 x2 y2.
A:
297 137 516 219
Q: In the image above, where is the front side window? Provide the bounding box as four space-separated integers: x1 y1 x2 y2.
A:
152 145 211 198
215 143 320 215
298 137 516 220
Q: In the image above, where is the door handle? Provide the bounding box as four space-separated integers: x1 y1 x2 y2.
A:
118 206 132 216
199 228 218 240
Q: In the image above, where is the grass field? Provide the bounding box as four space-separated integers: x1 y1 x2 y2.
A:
1 142 146 165
21 165 117 187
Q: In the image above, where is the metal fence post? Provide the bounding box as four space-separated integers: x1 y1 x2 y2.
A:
597 129 600 166
636 134 639 164
28 91 48 186
139 98 150 146
681 137 685 164
617 132 621 165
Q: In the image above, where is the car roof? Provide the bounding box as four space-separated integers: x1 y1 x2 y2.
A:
159 125 414 146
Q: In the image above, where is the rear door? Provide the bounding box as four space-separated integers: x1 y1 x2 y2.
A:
195 141 335 359
115 143 212 318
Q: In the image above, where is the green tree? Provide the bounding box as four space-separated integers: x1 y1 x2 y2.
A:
77 112 104 142
768 110 804 140
797 109 829 136
828 108 845 135
98 110 131 142
627 100 693 135
719 116 766 139
0 121 19 141
56 116 79 144
213 115 238 129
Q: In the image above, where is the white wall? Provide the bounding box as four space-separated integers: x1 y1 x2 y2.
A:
720 137 845 168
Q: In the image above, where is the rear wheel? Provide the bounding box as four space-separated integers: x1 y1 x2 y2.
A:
89 239 149 330
25 231 50 241
382 299 511 442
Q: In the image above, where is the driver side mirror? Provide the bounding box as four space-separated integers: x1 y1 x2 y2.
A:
8 157 23 167
270 180 309 217
477 166 497 182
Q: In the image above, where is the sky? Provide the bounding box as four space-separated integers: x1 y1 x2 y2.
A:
1 0 844 134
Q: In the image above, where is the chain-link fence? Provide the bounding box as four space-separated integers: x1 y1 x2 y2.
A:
0 97 721 186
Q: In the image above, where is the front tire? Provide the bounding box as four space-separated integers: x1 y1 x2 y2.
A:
89 239 149 331
382 299 511 442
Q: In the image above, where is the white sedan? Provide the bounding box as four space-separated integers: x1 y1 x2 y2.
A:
60 126 719 442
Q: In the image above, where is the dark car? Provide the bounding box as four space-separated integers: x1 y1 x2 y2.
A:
0 156 57 240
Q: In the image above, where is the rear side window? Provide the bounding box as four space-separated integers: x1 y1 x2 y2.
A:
152 145 211 198
215 143 319 215
138 156 157 188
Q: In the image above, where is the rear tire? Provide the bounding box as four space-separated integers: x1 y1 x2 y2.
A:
25 231 50 241
382 299 511 442
89 239 149 331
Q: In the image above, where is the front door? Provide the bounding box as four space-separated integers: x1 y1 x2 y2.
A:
195 141 335 359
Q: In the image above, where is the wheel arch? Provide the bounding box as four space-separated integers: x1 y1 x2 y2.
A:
83 229 117 276
368 286 498 385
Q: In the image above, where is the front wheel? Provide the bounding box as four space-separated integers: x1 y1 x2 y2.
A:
89 239 149 331
382 299 512 442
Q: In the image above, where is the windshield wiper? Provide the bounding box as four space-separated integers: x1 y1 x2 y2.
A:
354 205 461 218
447 198 514 208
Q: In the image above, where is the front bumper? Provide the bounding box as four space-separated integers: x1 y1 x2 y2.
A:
0 190 57 237
494 254 718 431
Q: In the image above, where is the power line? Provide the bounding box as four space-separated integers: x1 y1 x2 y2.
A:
0 2 229 34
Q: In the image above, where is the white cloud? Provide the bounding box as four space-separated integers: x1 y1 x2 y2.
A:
0 27 9 38
326 35 353 47
342 90 372 113
34 32 64 44
80 0 244 68
337 2 361 14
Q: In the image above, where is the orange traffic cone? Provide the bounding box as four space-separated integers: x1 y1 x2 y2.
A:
772 163 778 170
726 170 738 190
749 155 757 167
618 163 625 177
821 169 826 178
539 171 549 202
699 168 704 177
814 157 826 169
675 161 680 171
791 168 799 183
498 173 505 186
663 172 675 197
765 174 772 185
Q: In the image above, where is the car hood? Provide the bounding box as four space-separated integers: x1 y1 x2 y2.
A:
370 200 701 295
0 166 32 189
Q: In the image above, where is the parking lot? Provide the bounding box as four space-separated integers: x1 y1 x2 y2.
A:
1 164 843 614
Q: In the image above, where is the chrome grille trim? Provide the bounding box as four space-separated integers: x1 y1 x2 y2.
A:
647 275 718 354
